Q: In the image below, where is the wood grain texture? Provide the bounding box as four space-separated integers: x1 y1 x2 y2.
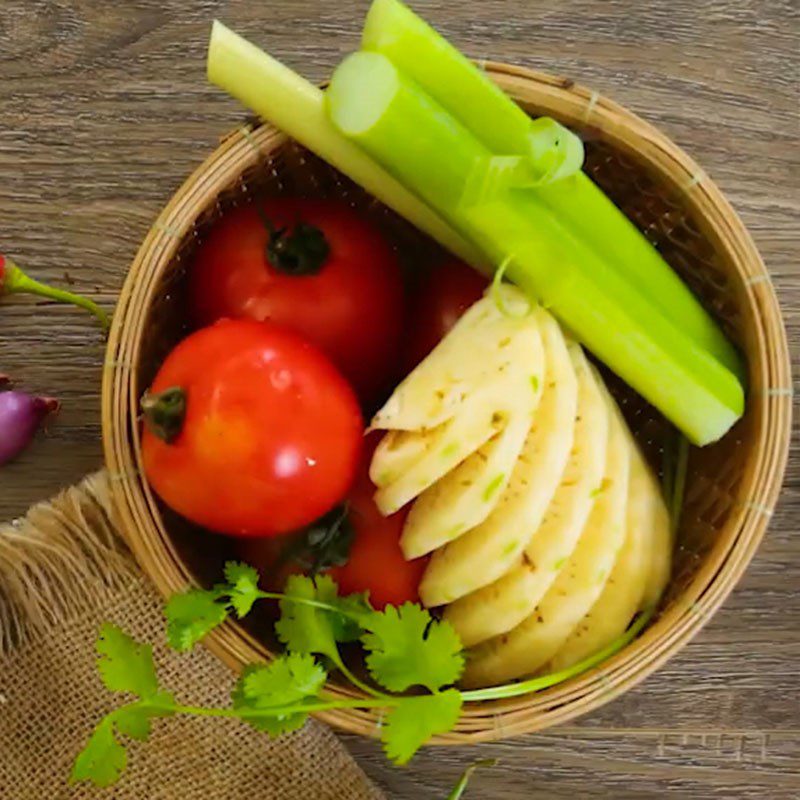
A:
0 0 797 797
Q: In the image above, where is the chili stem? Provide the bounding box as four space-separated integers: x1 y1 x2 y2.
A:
4 262 110 330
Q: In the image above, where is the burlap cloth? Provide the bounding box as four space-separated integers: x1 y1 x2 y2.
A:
0 472 385 799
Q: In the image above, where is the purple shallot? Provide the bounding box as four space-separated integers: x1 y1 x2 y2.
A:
0 375 60 465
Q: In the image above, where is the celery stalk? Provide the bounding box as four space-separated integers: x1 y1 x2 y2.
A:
536 174 744 378
327 53 486 208
327 52 744 445
362 0 583 177
206 20 485 269
467 197 744 445
361 0 742 379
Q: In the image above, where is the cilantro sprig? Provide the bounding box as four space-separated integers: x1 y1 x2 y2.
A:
70 624 176 787
73 561 651 790
73 563 464 786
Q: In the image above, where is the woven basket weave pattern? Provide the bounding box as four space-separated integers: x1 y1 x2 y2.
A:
103 64 791 742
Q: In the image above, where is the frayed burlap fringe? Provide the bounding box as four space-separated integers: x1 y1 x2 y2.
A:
0 472 136 654
0 471 384 800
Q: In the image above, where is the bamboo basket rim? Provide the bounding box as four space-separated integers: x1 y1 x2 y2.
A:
102 62 792 743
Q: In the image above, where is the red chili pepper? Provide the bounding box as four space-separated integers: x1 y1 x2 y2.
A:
0 253 110 330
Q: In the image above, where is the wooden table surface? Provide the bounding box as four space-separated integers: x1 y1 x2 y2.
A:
0 1 797 797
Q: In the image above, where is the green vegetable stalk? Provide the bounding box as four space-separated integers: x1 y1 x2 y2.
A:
361 0 742 380
363 0 583 174
206 20 485 270
466 196 744 446
326 52 743 445
535 174 742 378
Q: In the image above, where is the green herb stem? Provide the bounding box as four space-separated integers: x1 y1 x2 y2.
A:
446 759 497 800
670 435 690 535
332 656 389 699
165 695 398 720
255 590 367 622
225 582 655 704
461 608 654 702
661 433 676 503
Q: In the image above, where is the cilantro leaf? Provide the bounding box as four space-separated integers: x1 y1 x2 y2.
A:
275 574 367 659
164 563 263 649
330 591 372 643
275 575 335 658
232 666 274 731
113 693 176 741
165 588 228 651
96 623 159 698
382 690 463 765
244 653 326 704
362 603 465 692
224 561 261 618
224 560 258 587
70 719 127 787
113 706 152 741
73 627 180 786
232 654 326 736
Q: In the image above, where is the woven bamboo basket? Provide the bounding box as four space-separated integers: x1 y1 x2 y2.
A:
102 63 791 743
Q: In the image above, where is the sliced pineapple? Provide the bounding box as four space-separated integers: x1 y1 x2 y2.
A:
642 469 672 610
442 343 608 646
419 308 578 607
369 284 673 688
371 286 544 516
547 437 657 671
400 410 532 559
371 285 536 433
370 428 444 491
373 391 520 515
461 393 630 688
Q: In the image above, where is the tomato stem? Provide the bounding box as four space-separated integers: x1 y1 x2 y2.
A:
0 255 110 331
256 206 330 276
141 387 187 443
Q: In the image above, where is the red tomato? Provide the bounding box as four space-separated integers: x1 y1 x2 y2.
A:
403 257 488 372
237 534 303 594
141 318 363 538
235 439 426 607
331 438 427 609
189 198 405 406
